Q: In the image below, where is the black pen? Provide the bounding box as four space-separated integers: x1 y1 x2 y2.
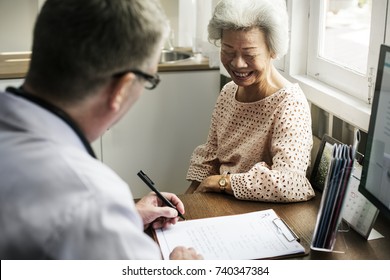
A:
137 170 186 220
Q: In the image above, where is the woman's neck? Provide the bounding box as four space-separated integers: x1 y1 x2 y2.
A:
236 66 290 103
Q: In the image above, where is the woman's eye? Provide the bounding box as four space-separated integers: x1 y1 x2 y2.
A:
221 50 258 61
222 51 235 57
244 54 257 61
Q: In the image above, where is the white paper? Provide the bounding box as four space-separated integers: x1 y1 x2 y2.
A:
155 209 305 260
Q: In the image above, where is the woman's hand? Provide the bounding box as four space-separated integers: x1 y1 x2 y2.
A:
136 192 185 230
195 175 233 195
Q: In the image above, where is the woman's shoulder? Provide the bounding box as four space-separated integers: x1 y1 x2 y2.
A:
280 83 303 94
214 81 237 106
276 83 307 101
221 81 238 93
276 84 312 115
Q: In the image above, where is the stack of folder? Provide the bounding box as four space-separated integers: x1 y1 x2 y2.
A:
311 132 360 251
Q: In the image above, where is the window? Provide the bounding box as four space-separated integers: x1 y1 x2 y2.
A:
307 0 387 103
322 0 371 74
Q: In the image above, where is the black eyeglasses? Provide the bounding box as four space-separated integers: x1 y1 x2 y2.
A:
112 69 160 90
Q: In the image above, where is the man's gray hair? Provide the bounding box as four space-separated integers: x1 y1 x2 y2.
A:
208 0 289 59
26 0 169 102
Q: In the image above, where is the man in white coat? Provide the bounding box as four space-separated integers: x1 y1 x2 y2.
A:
0 0 202 260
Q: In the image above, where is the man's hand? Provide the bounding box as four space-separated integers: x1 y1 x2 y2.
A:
136 192 185 230
169 246 204 260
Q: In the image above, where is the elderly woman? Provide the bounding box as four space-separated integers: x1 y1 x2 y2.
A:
186 0 315 202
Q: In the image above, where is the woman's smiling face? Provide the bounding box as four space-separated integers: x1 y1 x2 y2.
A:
220 28 274 88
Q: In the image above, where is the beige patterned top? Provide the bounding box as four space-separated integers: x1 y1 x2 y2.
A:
186 81 315 202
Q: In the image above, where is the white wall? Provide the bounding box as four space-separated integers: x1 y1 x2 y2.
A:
0 79 23 90
160 0 219 53
0 0 40 52
160 0 179 47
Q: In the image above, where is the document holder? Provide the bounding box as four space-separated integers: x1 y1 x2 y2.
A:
311 166 353 251
311 134 360 252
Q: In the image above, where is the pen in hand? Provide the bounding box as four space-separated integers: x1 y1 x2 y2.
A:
137 170 186 220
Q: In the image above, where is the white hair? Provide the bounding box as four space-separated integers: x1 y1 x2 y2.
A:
208 0 289 59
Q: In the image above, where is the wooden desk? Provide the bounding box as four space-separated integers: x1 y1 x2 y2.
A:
174 192 390 260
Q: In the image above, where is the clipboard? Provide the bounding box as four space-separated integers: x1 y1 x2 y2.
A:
154 209 307 260
272 217 300 242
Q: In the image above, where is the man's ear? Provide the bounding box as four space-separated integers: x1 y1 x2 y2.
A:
109 73 136 112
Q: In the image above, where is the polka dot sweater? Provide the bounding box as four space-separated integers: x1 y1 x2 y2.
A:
186 81 315 202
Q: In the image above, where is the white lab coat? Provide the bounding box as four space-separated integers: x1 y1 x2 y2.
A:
0 90 161 259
